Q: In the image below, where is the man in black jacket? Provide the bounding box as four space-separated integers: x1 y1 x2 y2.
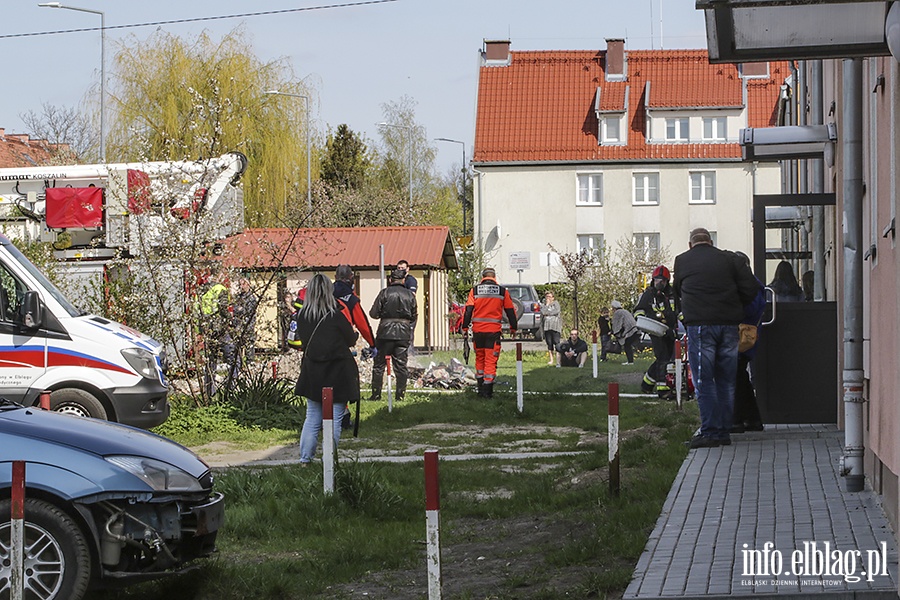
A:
673 228 761 449
369 268 418 401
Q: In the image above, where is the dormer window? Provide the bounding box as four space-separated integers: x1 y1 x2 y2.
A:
666 118 689 142
602 117 621 143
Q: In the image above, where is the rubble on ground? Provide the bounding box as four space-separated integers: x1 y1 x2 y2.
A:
412 358 477 389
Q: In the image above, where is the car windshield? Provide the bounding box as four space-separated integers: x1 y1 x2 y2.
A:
507 286 536 302
0 236 82 317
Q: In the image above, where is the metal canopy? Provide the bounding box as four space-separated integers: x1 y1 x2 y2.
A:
697 0 891 63
740 124 837 161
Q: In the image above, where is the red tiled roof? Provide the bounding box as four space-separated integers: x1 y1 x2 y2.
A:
597 83 627 112
474 49 789 163
220 226 458 270
0 128 67 167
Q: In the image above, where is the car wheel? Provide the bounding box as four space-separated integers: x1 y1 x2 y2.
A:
0 498 92 600
50 389 108 421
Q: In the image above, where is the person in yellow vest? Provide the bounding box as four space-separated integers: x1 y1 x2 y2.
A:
200 280 233 396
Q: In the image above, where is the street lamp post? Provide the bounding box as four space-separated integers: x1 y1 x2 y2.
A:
39 2 106 162
377 122 412 211
435 137 467 235
264 90 312 213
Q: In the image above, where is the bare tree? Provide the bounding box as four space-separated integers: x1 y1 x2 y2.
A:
20 102 96 162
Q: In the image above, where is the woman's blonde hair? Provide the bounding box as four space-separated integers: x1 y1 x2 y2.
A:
301 273 337 321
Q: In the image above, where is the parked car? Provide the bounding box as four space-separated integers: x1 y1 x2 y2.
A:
502 284 543 340
0 400 224 600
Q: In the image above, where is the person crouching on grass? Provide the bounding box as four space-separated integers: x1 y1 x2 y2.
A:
557 329 588 367
294 273 360 466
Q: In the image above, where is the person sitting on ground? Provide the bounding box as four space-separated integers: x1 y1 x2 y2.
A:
557 329 588 367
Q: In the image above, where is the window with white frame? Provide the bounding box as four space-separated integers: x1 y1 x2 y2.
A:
577 234 604 259
577 173 603 205
633 172 659 205
602 116 621 143
690 171 717 204
633 232 660 259
665 118 689 141
702 117 727 141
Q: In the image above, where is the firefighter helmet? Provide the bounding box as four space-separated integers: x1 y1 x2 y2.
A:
652 265 670 281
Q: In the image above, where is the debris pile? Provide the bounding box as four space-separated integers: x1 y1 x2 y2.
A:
413 358 476 389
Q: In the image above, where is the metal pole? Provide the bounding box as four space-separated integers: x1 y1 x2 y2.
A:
407 128 412 211
840 58 864 493
304 95 311 213
435 138 467 234
38 3 105 161
515 342 523 413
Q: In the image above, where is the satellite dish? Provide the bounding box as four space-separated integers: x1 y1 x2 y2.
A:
484 225 500 252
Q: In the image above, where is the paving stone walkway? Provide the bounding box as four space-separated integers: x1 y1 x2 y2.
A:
625 425 899 599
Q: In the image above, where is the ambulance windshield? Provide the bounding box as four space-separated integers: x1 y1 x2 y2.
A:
1 237 82 318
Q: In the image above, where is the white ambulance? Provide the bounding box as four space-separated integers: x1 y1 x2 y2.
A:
0 234 168 428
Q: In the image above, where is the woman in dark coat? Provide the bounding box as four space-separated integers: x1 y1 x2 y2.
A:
295 273 359 464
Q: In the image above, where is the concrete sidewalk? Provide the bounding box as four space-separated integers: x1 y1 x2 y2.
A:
625 425 899 599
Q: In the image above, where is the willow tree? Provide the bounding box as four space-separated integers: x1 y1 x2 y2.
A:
107 26 313 227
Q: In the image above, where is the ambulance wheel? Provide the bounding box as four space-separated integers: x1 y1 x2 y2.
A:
50 388 108 421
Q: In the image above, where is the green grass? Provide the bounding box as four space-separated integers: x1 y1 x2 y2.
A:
114 348 697 599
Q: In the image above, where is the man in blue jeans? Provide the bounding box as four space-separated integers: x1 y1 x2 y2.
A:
673 228 761 449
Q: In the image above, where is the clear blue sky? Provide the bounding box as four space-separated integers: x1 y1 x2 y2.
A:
1 0 707 174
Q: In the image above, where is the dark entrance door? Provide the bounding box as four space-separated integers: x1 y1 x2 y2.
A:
751 193 838 424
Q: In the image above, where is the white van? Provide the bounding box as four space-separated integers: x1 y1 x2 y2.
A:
0 234 168 428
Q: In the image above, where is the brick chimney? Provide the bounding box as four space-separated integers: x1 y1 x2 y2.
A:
482 39 511 66
605 38 626 81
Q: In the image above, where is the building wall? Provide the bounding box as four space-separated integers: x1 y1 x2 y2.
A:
474 161 781 285
857 55 900 534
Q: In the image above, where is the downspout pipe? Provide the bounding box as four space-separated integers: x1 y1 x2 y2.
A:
840 58 865 493
811 60 827 301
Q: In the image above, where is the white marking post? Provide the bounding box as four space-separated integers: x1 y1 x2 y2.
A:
11 461 25 600
387 356 393 413
608 383 620 496
515 342 523 413
674 339 683 410
322 388 335 494
591 330 599 378
424 450 442 599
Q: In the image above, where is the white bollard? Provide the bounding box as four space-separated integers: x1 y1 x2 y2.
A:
424 451 442 599
387 356 394 413
322 388 335 495
675 339 683 410
591 330 599 378
516 343 523 413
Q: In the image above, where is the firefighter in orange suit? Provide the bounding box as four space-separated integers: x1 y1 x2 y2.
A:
461 267 518 397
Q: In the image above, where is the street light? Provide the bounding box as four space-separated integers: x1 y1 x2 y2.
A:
264 90 311 213
377 122 412 210
435 137 467 235
39 2 106 161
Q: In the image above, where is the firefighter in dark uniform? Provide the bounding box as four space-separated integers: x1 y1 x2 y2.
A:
635 265 678 398
461 267 518 398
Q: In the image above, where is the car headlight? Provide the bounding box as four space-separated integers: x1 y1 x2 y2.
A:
106 456 203 492
121 348 158 380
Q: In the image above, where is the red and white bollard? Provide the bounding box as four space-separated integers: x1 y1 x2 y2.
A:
39 390 51 411
515 342 523 413
271 360 278 380
674 339 683 410
591 330 599 378
11 461 25 600
608 382 620 496
322 387 335 495
424 450 442 599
